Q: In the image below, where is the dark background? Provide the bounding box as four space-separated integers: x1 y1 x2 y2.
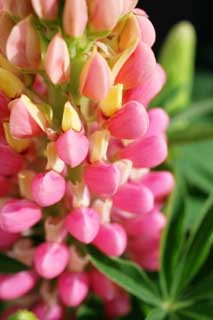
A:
139 0 213 71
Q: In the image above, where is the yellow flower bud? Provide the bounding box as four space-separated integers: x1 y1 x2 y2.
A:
46 142 65 173
0 67 24 98
100 84 123 116
62 101 82 132
3 122 31 153
89 129 110 163
18 170 35 200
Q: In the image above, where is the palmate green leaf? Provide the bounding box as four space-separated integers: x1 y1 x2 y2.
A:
145 309 167 320
178 303 213 320
87 246 161 307
159 173 186 297
0 253 28 273
171 191 213 296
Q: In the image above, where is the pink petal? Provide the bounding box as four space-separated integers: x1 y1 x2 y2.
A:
134 9 156 47
145 108 170 137
0 143 23 176
63 0 88 37
89 269 118 301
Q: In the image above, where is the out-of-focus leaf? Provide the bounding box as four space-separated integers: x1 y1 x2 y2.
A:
192 71 213 101
160 173 186 296
145 309 167 320
0 253 28 273
8 310 37 320
87 246 161 307
183 272 213 301
76 296 104 320
179 303 213 320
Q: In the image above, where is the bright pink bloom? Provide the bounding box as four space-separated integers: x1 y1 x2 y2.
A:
140 171 175 200
0 199 42 233
0 227 19 250
33 242 69 279
88 0 123 32
58 271 89 307
33 301 64 320
65 207 100 243
0 143 23 176
0 271 38 300
145 108 170 137
6 18 41 70
63 0 88 37
31 0 59 20
9 96 44 139
115 41 156 89
56 129 89 168
134 9 156 47
80 49 112 101
31 170 66 207
129 244 159 271
107 101 149 139
112 182 153 214
93 223 127 257
89 269 118 301
84 162 120 197
120 135 168 168
45 33 70 84
104 291 131 318
123 64 166 107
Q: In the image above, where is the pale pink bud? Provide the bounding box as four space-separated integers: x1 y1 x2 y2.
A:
88 0 123 32
0 227 19 250
0 271 37 300
0 143 23 176
112 182 153 214
80 49 112 101
58 271 89 307
65 207 100 243
115 41 156 89
107 101 149 139
33 301 64 320
63 0 88 37
56 129 89 168
134 9 156 47
4 0 33 18
0 199 42 233
123 64 166 107
84 162 120 197
104 291 131 318
9 95 45 139
45 33 70 85
120 135 168 168
145 108 170 137
93 223 127 257
31 0 59 20
34 242 69 279
141 171 175 200
6 17 41 70
89 269 118 301
31 170 66 207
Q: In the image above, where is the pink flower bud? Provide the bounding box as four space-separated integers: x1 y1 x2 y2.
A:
4 0 33 18
120 135 168 168
56 129 89 168
58 271 89 307
104 291 131 318
6 17 41 70
65 207 100 243
34 242 69 279
84 162 120 197
32 74 48 97
88 0 123 32
45 33 70 84
80 49 112 101
115 41 156 89
122 0 138 15
9 95 45 139
0 227 19 250
107 101 149 139
31 0 59 20
31 171 66 207
112 182 153 214
0 271 38 300
134 9 156 47
0 199 42 233
63 0 88 37
123 64 166 107
141 171 175 200
89 269 118 301
145 108 170 137
33 301 64 320
0 143 23 176
93 223 127 257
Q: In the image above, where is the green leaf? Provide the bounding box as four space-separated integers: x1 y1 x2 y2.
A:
179 303 213 320
192 71 213 101
159 173 186 296
145 309 167 320
0 253 28 273
87 246 161 307
8 310 37 320
183 272 213 301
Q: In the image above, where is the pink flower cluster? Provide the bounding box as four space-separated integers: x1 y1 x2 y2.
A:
0 0 174 318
